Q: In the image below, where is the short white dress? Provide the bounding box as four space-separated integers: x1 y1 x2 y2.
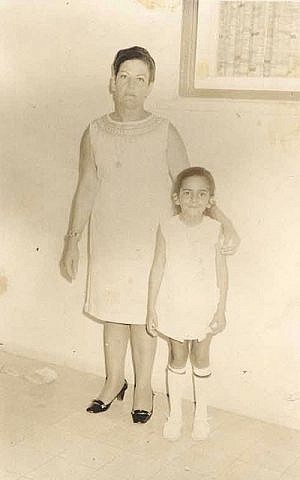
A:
83 113 189 324
156 215 221 342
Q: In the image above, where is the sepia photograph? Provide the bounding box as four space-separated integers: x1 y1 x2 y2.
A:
1 0 300 479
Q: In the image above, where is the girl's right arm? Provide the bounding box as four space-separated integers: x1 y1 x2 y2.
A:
60 126 99 282
146 226 166 336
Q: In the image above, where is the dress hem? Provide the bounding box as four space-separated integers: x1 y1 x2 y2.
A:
83 306 146 326
157 328 212 343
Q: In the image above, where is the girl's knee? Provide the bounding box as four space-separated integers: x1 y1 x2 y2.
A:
169 343 188 369
190 341 210 369
169 357 188 370
190 354 210 370
169 349 188 369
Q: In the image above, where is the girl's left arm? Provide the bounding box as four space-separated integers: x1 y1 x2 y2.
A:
206 205 240 256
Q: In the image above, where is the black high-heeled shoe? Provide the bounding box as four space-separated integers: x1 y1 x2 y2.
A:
86 380 128 414
131 392 154 424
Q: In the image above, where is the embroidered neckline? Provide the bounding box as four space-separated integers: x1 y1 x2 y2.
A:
107 113 154 125
93 113 165 136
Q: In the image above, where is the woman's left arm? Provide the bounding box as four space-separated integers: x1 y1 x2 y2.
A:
166 123 190 180
207 205 240 255
209 246 228 335
216 248 228 312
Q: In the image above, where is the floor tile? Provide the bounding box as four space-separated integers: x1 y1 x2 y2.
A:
253 467 281 480
189 427 252 458
150 462 219 480
0 443 54 475
170 446 236 477
58 436 120 468
84 471 116 480
94 452 163 480
281 475 300 480
239 440 299 473
0 471 22 480
220 460 281 480
50 410 116 439
281 456 300 478
14 478 34 480
18 426 87 457
239 420 300 453
24 456 95 480
220 460 259 480
1 411 54 446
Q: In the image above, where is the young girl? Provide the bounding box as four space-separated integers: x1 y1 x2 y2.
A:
146 166 228 440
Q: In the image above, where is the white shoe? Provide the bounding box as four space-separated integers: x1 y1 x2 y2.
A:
163 417 182 441
192 418 210 441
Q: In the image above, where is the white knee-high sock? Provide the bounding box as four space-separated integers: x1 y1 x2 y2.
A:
192 366 211 419
192 366 211 440
167 365 186 421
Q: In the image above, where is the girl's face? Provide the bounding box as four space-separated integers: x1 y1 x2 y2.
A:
111 59 153 109
174 175 212 218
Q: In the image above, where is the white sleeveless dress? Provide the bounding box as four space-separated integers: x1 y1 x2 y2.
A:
157 215 221 342
84 114 188 325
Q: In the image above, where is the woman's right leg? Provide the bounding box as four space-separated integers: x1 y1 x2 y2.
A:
164 339 189 440
98 322 130 404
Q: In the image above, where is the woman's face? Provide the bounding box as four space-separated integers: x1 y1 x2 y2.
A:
111 59 153 109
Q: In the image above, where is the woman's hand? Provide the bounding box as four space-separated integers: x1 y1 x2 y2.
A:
209 308 226 335
59 239 79 282
146 309 158 337
206 205 240 255
221 223 240 255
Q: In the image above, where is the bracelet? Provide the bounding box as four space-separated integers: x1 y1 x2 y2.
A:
65 231 80 239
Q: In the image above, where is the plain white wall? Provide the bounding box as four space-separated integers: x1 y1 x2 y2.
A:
1 0 300 429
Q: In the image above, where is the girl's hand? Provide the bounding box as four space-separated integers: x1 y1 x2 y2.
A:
221 223 240 255
146 309 158 337
60 239 79 283
209 309 226 335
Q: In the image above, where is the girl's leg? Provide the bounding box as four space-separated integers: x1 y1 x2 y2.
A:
190 332 212 371
97 322 130 404
190 335 213 440
164 339 189 440
130 324 157 411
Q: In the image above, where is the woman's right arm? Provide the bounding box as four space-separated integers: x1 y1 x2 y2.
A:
60 126 99 282
146 226 166 336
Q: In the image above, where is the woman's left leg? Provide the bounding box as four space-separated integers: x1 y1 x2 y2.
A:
130 324 157 412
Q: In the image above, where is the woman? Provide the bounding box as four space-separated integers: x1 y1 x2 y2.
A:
60 46 239 423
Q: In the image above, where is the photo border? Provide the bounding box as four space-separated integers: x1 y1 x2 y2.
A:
179 0 300 100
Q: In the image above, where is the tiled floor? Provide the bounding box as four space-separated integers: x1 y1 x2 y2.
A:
1 351 300 480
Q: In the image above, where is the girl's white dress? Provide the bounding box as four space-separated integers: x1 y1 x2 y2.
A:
157 215 221 342
84 113 189 325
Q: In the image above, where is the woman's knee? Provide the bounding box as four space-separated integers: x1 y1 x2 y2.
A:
104 322 129 341
131 325 157 356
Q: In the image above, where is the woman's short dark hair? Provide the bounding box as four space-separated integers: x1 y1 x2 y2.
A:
173 167 216 196
112 46 156 83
